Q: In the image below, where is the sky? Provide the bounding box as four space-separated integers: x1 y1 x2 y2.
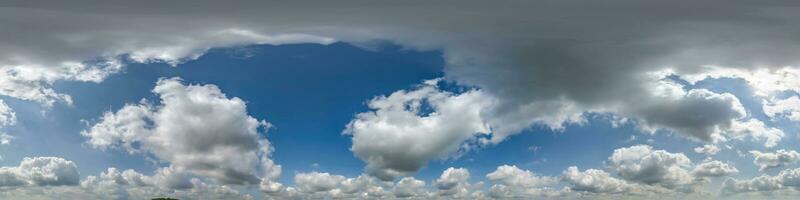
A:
2 1 800 199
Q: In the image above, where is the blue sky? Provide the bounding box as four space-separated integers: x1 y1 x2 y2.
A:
3 1 800 200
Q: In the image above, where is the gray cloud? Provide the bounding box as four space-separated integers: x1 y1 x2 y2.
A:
1 0 797 140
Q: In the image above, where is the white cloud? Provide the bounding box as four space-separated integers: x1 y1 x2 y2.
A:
750 150 800 171
721 119 784 148
79 167 252 200
345 80 493 180
82 77 280 185
691 160 739 178
682 67 800 98
763 96 800 121
392 177 427 198
0 157 79 187
694 145 721 156
485 165 563 198
562 166 639 194
294 172 346 193
607 145 698 191
0 132 12 145
486 165 558 189
433 167 473 197
722 168 800 196
0 99 15 127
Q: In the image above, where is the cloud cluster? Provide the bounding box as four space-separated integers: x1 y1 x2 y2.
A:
0 100 16 145
694 145 721 156
562 166 651 195
552 145 735 197
0 147 766 200
0 100 14 127
764 96 800 121
722 168 800 196
0 1 797 185
2 1 800 199
345 80 493 180
433 167 473 197
81 77 280 185
78 167 253 200
691 160 739 178
749 150 800 171
606 145 698 191
0 157 79 187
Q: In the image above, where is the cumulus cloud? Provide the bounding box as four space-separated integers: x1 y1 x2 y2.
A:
392 177 427 198
294 172 346 193
82 77 280 185
0 157 79 187
485 165 563 198
0 132 12 145
691 160 739 178
694 145 721 156
763 96 800 121
607 145 698 191
750 150 800 171
433 167 475 198
562 166 641 194
345 80 493 180
722 119 784 148
722 168 800 196
78 167 252 200
0 100 14 127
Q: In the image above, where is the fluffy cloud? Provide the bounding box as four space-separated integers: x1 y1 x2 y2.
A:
294 172 346 193
562 166 641 194
0 133 12 145
722 119 784 148
691 160 739 178
433 167 474 198
485 165 562 198
750 150 800 171
694 145 721 156
486 165 558 189
0 157 79 187
82 77 280 185
722 168 800 196
763 96 800 121
607 145 698 191
392 177 427 198
78 167 252 200
682 67 800 98
0 100 16 146
345 80 493 180
268 172 435 199
0 100 14 127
